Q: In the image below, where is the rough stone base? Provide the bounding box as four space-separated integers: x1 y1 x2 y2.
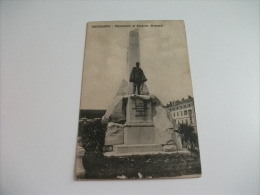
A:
105 122 124 145
124 125 155 144
114 144 163 154
163 145 177 152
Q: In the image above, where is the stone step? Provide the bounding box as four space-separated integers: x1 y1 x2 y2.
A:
114 144 163 154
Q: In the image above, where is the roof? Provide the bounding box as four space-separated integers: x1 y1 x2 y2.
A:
165 96 194 107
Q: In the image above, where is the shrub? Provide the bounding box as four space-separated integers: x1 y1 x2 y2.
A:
78 118 107 176
175 124 199 151
83 153 201 179
79 118 106 153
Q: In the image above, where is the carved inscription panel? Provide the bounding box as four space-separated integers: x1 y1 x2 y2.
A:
126 96 153 124
133 99 147 116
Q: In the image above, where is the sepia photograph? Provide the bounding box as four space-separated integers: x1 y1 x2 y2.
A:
75 20 201 179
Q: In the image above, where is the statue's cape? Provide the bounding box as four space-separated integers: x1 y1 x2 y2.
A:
129 67 147 83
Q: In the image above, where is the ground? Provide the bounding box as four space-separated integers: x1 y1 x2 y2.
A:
82 151 201 179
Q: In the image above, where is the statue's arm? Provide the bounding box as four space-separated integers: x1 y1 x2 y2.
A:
129 68 134 82
141 69 147 82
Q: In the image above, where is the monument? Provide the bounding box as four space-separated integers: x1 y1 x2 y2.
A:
102 29 184 155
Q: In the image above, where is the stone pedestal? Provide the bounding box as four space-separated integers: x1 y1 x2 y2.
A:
75 138 86 179
124 95 156 145
104 94 182 155
121 95 163 153
124 124 154 144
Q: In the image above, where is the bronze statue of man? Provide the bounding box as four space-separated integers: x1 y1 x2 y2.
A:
129 62 147 95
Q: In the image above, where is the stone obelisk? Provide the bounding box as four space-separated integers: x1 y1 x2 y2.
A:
127 29 140 79
126 29 149 95
127 30 140 95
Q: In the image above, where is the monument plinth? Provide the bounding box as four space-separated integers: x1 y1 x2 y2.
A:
124 95 155 145
114 144 162 154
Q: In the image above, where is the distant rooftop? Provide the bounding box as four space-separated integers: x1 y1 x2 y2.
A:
165 96 194 107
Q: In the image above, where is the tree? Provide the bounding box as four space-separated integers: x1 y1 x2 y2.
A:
78 118 107 177
175 124 199 151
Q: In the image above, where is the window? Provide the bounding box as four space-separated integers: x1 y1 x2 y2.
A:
184 110 187 115
181 111 183 116
173 112 175 117
177 112 179 116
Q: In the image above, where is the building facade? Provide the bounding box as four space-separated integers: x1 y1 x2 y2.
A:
165 96 197 132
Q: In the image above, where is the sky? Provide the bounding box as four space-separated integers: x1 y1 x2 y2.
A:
80 20 193 110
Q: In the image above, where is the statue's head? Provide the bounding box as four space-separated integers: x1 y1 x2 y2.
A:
136 62 140 67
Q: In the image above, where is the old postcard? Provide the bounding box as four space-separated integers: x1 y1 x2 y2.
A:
75 20 201 179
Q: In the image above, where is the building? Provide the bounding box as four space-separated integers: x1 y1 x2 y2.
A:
165 96 197 132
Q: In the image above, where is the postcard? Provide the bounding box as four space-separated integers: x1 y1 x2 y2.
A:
75 20 201 179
